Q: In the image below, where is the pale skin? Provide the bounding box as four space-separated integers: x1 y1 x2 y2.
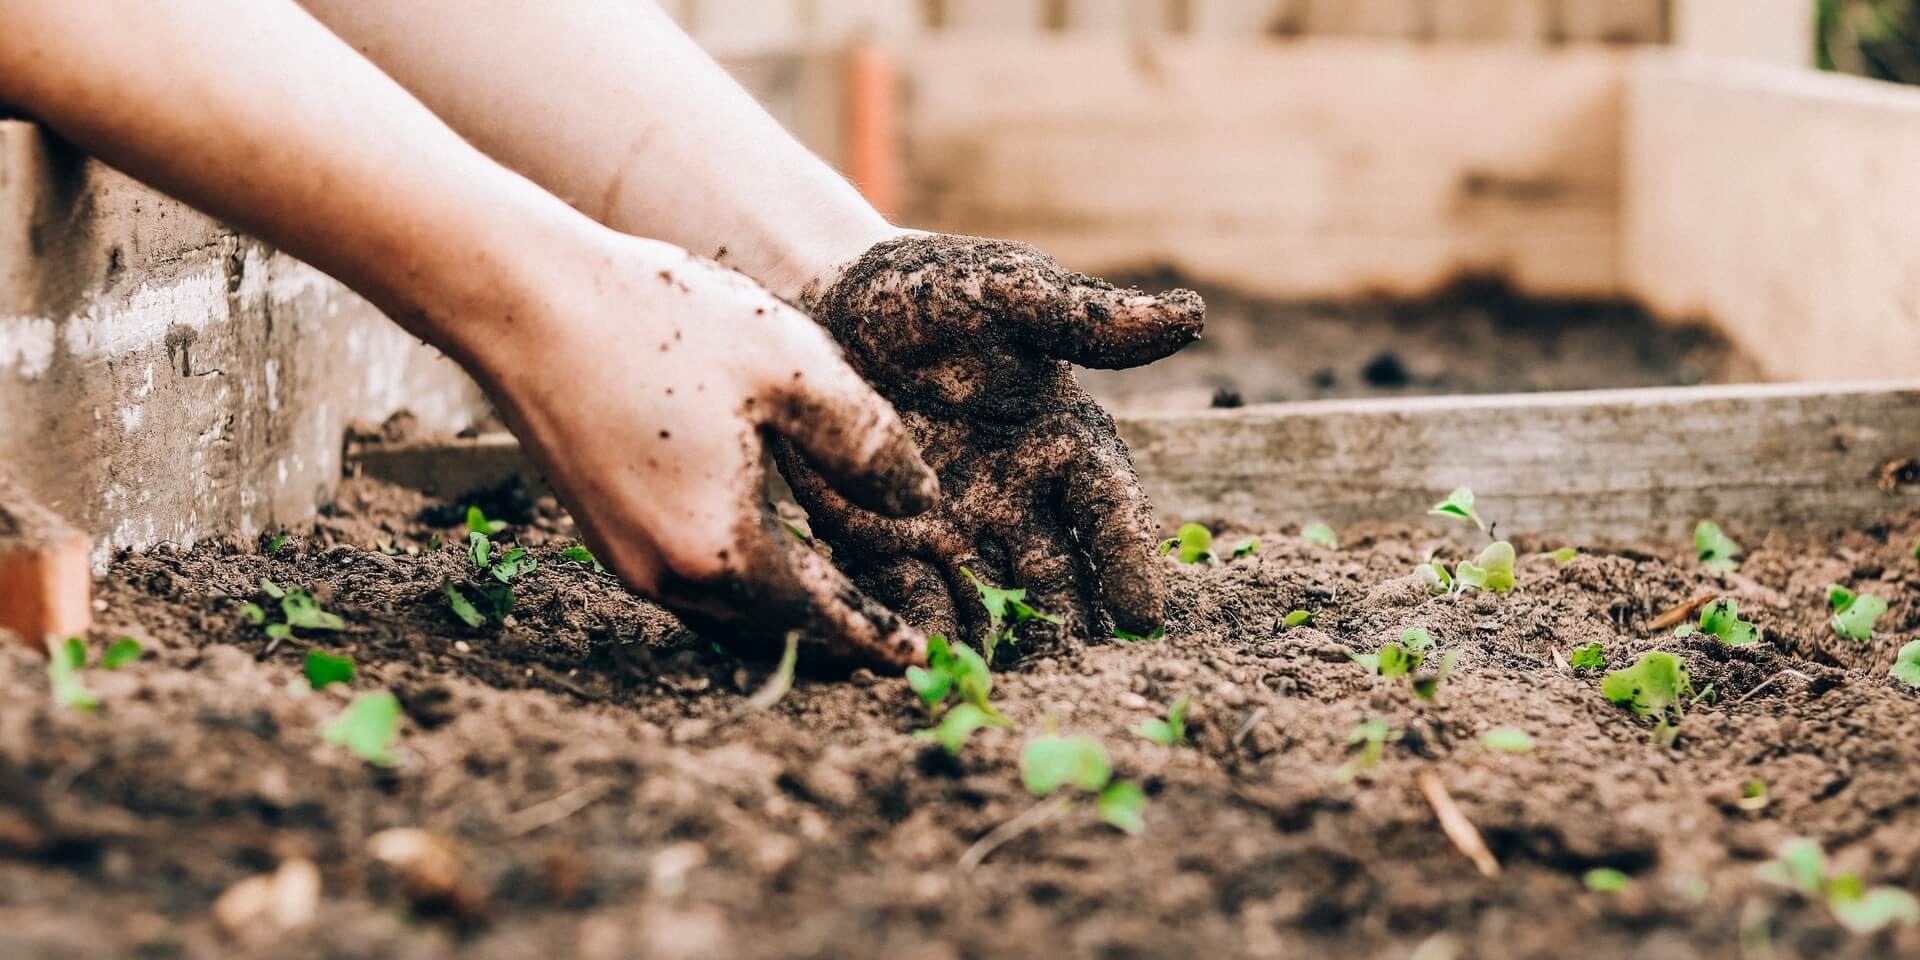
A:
0 0 1202 667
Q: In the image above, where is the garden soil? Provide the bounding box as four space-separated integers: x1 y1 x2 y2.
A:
2 474 1916 960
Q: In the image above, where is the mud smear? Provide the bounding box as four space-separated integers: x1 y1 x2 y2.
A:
3 476 1917 959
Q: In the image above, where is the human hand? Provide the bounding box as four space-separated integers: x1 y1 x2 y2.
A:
779 233 1204 648
467 234 938 668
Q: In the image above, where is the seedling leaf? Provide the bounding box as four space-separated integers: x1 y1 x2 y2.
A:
1584 868 1630 892
1132 697 1190 747
265 623 293 641
560 544 604 572
323 691 401 766
1399 627 1434 651
1112 627 1165 643
1338 720 1399 781
1096 781 1146 835
1378 642 1423 680
1481 727 1534 753
304 650 356 690
267 534 290 554
1826 585 1886 640
1170 523 1214 564
1021 734 1112 796
1417 561 1453 595
468 531 491 570
443 581 487 629
47 638 97 711
63 636 87 670
1695 520 1743 573
906 666 952 713
1302 523 1339 550
1232 538 1260 559
1829 884 1920 935
101 637 143 669
916 703 1000 754
1694 599 1758 647
1428 487 1484 531
1281 610 1315 629
1601 652 1693 723
1547 547 1580 563
962 568 1061 657
1569 642 1606 671
240 602 266 625
1892 639 1920 689
1454 541 1516 593
259 578 285 599
465 505 507 535
1411 651 1459 701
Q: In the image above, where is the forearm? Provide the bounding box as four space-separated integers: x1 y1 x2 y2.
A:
0 0 598 367
297 0 896 300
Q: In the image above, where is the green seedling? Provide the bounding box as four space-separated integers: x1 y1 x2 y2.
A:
906 633 1008 726
465 505 507 535
304 649 355 690
963 568 1062 659
1569 642 1606 671
1826 584 1887 640
743 632 799 710
782 520 811 543
1353 627 1434 680
1133 697 1191 747
1738 779 1770 812
1695 520 1743 573
1338 720 1401 781
1428 487 1485 532
1758 838 1920 936
1280 610 1315 630
1893 639 1920 689
1232 538 1260 559
266 534 291 555
1411 651 1459 701
445 531 537 627
1481 727 1534 753
1546 547 1580 563
48 637 97 711
244 578 346 639
1417 557 1454 595
1019 734 1145 834
101 637 143 669
1160 523 1214 564
323 691 402 767
916 703 998 755
1302 523 1339 550
375 540 399 556
1602 651 1693 744
1585 868 1631 892
1454 541 1517 593
1112 627 1165 643
560 544 604 572
1674 598 1758 647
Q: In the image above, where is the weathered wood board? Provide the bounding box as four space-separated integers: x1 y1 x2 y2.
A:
351 382 1920 544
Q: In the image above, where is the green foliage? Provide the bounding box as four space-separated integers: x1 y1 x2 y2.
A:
101 637 144 669
1454 541 1517 593
1132 697 1190 747
47 637 97 711
1112 627 1165 643
1417 558 1454 595
1826 584 1887 640
1546 547 1580 563
266 534 291 555
246 579 346 637
443 582 486 629
1378 642 1423 680
1584 868 1631 892
1302 523 1339 550
1694 520 1743 573
1481 727 1534 754
1569 642 1607 671
1096 781 1146 835
1601 652 1693 740
1892 639 1920 689
1338 720 1400 781
304 650 355 690
1160 523 1215 564
1232 538 1260 559
323 691 401 767
465 505 507 535
1675 598 1757 647
907 633 1007 725
446 531 536 627
1280 610 1315 629
560 544 604 572
1399 627 1434 651
1759 837 1920 935
963 568 1062 659
1411 651 1459 702
1428 487 1485 531
916 703 997 755
1739 779 1770 812
1021 734 1113 795
1354 629 1445 694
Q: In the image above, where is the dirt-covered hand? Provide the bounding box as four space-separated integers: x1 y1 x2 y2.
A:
781 233 1204 646
470 234 938 668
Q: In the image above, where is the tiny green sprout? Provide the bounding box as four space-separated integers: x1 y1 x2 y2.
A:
916 702 999 755
1410 651 1459 701
1601 651 1693 731
1428 487 1485 532
1132 697 1191 747
1680 598 1757 647
429 533 442 551
560 544 604 572
443 581 486 629
1112 626 1165 643
465 505 507 535
907 634 1005 723
1547 547 1580 564
267 534 290 555
1021 734 1112 796
1378 642 1424 680
1738 779 1769 812
1569 642 1607 671
239 602 267 625
1338 720 1400 781
1694 520 1743 573
468 531 491 569
1759 838 1920 936
260 577 285 599
1826 584 1887 640
1417 559 1454 595
1454 541 1517 593
376 540 399 556
963 568 1062 658
323 691 402 767
1232 538 1260 559
1400 627 1434 651
304 649 355 690
1160 523 1214 564
100 637 143 669
1892 639 1920 689
782 519 811 543
1280 609 1315 629
1481 727 1534 753
1584 868 1631 892
1302 523 1339 550
47 637 97 711
1096 781 1146 835
743 632 799 710
281 590 346 632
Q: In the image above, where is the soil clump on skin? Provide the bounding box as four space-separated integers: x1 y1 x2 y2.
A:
2 476 1917 959
1082 275 1765 412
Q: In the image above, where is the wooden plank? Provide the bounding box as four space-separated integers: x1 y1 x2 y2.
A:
1671 0 1813 68
898 39 1625 299
1622 53 1920 382
348 383 1920 543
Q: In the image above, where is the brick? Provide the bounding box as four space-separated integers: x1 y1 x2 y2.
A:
0 473 90 654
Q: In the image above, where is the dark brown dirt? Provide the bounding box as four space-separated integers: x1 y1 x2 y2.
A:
1080 275 1766 413
3 476 1917 959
